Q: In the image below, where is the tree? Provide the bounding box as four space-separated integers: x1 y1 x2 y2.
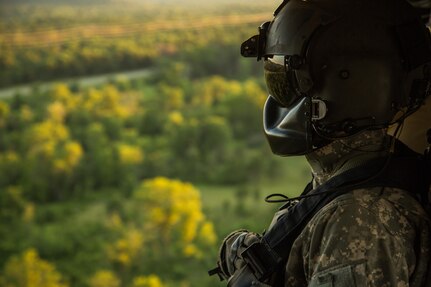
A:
88 270 120 287
23 120 84 201
0 249 68 287
133 177 217 258
131 275 164 287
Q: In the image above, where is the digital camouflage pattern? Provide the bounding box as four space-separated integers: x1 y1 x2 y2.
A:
284 187 431 287
221 130 431 286
306 129 390 186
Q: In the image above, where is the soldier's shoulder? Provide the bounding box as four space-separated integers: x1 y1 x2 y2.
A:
319 187 427 217
291 187 431 285
304 187 429 238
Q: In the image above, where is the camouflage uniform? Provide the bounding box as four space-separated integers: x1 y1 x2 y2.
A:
223 130 431 286
283 187 430 287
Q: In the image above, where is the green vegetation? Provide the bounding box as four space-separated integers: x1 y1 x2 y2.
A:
0 0 272 87
0 1 310 286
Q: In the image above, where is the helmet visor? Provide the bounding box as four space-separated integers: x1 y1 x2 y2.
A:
264 55 301 107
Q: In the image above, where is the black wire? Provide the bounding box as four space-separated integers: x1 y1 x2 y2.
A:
265 193 290 203
265 190 337 203
311 102 420 154
311 100 421 144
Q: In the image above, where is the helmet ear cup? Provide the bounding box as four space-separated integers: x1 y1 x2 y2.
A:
306 15 412 135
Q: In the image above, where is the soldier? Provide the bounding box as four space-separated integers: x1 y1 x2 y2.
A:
209 0 431 286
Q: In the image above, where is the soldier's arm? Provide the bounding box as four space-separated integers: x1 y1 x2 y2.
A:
285 189 418 287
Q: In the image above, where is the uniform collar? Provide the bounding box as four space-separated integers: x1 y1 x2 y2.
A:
306 129 390 187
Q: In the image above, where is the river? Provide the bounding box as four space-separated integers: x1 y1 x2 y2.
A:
0 68 153 99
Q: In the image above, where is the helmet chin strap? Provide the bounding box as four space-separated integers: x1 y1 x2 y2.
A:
312 117 378 141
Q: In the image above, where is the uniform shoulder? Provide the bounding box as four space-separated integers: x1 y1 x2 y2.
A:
302 187 429 242
315 187 428 222
289 187 431 284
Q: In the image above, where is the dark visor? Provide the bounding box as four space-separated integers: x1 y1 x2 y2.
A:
264 55 302 108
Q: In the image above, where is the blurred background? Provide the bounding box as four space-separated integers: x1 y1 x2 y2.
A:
0 0 310 286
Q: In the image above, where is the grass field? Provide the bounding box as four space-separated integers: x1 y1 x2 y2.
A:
200 157 310 236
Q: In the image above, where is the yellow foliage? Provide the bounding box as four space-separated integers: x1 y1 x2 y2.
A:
26 120 82 174
192 77 266 111
53 159 67 173
35 142 56 158
24 50 41 63
168 111 184 125
51 84 80 111
161 86 184 110
132 275 164 287
183 244 202 258
106 212 123 230
182 216 200 243
64 141 83 168
0 101 10 127
206 115 226 127
52 84 72 102
199 221 217 245
3 49 15 67
89 270 120 287
47 101 67 123
1 248 68 287
22 203 35 223
83 88 103 111
193 76 242 106
47 141 83 174
20 105 34 122
117 144 144 165
243 80 267 107
76 85 133 118
149 207 165 224
101 85 128 118
134 177 217 257
5 185 24 204
29 121 69 146
1 150 20 164
107 228 144 267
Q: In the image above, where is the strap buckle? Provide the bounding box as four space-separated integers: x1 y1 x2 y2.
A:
240 241 282 281
208 265 228 281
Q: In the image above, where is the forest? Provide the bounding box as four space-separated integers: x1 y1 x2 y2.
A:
0 1 310 286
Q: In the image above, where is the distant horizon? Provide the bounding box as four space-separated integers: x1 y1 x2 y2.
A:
0 0 278 5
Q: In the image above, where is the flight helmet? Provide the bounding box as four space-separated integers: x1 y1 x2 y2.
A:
241 0 431 156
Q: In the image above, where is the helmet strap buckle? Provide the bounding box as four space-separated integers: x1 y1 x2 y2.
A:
311 99 327 121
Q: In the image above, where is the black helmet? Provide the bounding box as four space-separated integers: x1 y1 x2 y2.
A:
241 0 431 156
